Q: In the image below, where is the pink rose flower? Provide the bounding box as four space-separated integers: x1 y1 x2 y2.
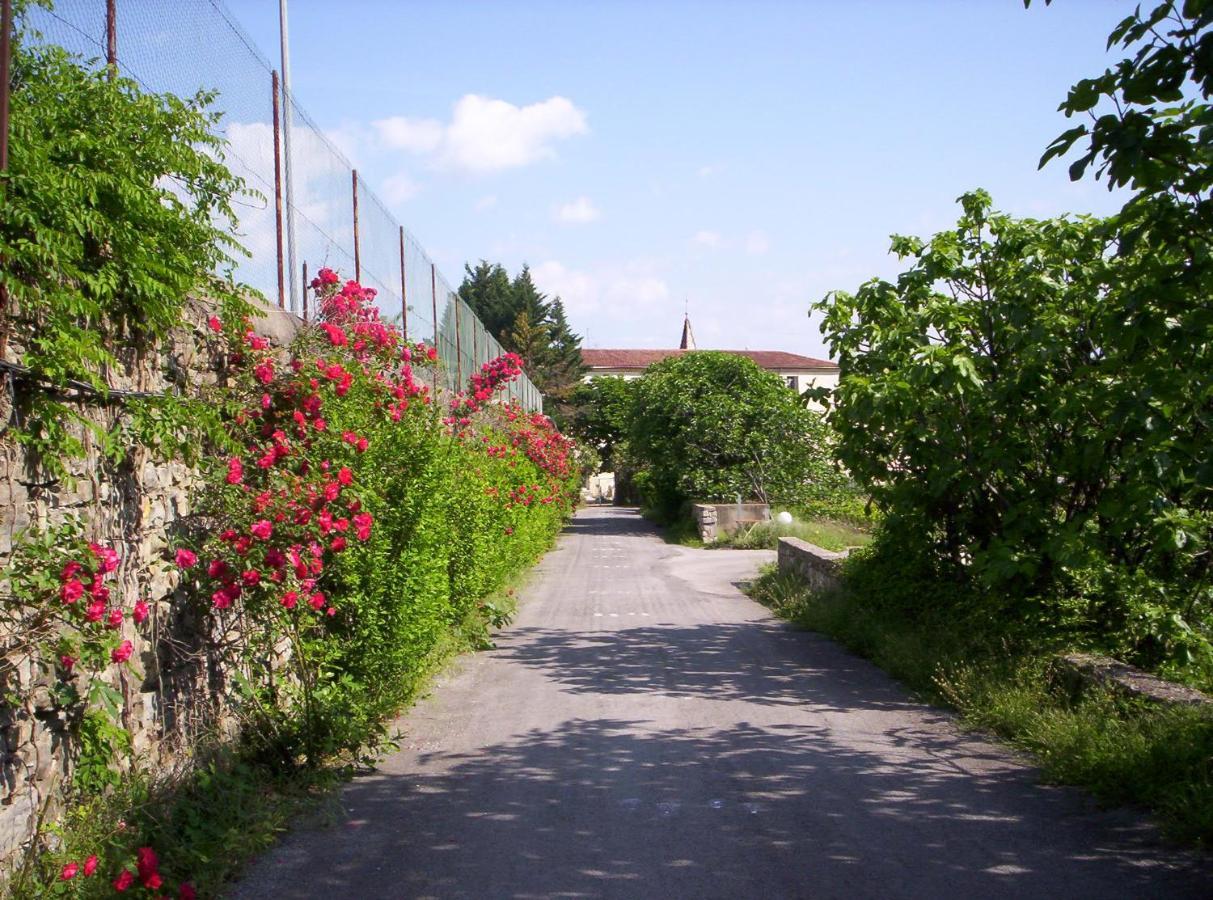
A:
250 520 273 540
133 600 150 625
111 640 134 664
113 869 135 891
60 862 79 880
60 580 84 604
175 548 197 569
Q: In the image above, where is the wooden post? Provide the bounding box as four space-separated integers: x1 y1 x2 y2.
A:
398 226 408 340
351 169 361 283
105 0 117 78
271 71 285 309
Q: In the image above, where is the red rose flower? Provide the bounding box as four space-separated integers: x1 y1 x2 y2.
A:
113 869 135 891
60 580 84 604
111 640 134 664
175 548 198 569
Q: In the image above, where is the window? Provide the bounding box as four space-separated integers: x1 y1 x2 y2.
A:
785 375 799 392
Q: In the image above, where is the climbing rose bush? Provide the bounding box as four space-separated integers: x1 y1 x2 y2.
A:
186 269 578 763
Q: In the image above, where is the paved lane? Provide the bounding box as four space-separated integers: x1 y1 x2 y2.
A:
231 506 1211 899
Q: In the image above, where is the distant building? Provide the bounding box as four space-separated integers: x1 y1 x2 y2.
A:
580 315 840 396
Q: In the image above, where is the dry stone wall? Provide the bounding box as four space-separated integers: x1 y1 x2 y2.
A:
0 297 300 870
776 537 848 594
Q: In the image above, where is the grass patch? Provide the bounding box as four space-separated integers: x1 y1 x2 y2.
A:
746 564 1213 847
716 514 872 552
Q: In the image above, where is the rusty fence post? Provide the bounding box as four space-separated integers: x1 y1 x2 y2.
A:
351 169 360 283
430 262 439 394
0 0 11 365
105 0 116 78
398 226 408 340
271 71 285 309
454 296 463 388
0 0 10 172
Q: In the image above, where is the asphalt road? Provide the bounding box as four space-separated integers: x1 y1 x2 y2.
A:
231 506 1212 899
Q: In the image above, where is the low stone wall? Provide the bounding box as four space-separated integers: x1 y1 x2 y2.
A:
691 502 770 542
0 296 300 870
777 537 849 594
1051 653 1213 711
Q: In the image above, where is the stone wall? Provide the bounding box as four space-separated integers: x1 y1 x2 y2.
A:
691 502 770 543
776 537 848 594
0 297 300 870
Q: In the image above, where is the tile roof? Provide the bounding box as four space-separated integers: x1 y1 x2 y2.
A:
581 348 837 370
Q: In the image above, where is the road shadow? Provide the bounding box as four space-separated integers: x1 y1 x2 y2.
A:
234 717 1211 899
562 507 658 539
494 622 924 713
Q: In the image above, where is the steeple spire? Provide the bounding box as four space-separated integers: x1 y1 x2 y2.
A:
679 311 696 350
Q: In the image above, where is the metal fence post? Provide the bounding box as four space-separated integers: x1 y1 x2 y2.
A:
0 0 9 173
454 297 463 388
0 0 10 366
105 0 117 78
302 261 308 322
271 71 285 309
351 169 361 283
430 262 438 395
398 226 408 340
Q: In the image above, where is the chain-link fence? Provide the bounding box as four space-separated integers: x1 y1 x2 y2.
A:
16 0 543 412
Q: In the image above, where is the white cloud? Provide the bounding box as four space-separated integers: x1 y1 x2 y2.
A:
475 194 498 211
375 95 588 174
381 173 420 205
530 259 670 321
531 261 598 314
692 230 723 248
444 95 587 172
554 196 600 224
697 164 722 177
373 116 444 153
745 230 771 255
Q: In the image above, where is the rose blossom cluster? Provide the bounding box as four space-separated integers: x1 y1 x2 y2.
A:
60 845 194 897
449 352 525 417
55 541 145 668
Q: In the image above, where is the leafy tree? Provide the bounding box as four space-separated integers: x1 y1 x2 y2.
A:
628 352 839 520
0 10 251 470
568 375 635 470
816 1 1213 675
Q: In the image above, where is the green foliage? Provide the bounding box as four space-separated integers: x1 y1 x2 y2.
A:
815 0 1213 681
817 190 1213 677
712 515 872 552
567 375 635 470
458 262 586 422
1 15 252 475
628 352 843 520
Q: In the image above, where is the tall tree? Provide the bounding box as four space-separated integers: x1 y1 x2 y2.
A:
458 260 587 422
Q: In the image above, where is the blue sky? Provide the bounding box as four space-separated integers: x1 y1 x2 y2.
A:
224 0 1133 359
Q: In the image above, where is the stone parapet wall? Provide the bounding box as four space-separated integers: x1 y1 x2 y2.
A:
1051 653 1213 711
0 296 300 870
691 502 770 543
776 537 848 594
